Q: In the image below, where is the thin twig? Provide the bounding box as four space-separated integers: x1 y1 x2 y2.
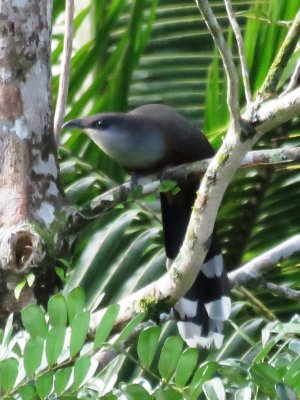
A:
54 0 74 143
261 8 300 95
238 287 277 320
195 0 240 129
224 0 252 104
255 281 300 301
280 58 300 97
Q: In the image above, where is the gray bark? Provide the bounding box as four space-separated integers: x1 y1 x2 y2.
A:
0 0 68 322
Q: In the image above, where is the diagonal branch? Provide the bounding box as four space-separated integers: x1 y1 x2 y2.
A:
89 90 300 333
224 0 252 104
195 0 240 129
89 7 300 338
54 0 74 143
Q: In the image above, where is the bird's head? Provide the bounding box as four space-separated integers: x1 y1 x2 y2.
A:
62 113 119 135
62 113 155 170
62 113 133 146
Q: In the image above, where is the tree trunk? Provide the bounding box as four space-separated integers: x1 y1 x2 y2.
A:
0 0 68 323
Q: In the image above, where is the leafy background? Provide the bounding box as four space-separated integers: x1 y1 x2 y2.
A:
1 0 299 398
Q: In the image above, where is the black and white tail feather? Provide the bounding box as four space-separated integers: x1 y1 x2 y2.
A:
174 239 230 348
160 180 231 349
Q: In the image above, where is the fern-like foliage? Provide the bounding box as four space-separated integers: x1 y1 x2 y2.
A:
1 291 300 399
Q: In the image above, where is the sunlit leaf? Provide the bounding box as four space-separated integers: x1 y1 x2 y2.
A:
46 326 66 366
48 294 68 327
203 378 226 400
94 304 120 350
137 326 161 369
70 312 90 357
55 367 73 395
73 355 91 390
158 336 184 381
21 305 48 339
36 371 54 400
66 287 86 323
0 358 19 393
24 336 44 377
174 347 199 387
113 313 144 346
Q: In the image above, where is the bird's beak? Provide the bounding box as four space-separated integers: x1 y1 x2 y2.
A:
62 118 85 130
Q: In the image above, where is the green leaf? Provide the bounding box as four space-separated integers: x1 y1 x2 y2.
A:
48 294 68 327
113 313 144 346
0 358 19 393
36 371 54 400
14 280 26 300
251 362 282 383
99 396 118 400
175 347 199 387
137 326 161 369
21 304 48 338
55 367 73 395
202 378 226 400
158 336 184 381
24 336 44 377
46 326 66 366
27 273 35 287
159 180 180 195
250 362 281 396
19 384 38 400
154 388 182 400
55 267 67 284
94 304 120 350
121 383 152 400
284 356 300 386
218 363 246 386
70 311 90 357
73 355 91 390
190 362 219 400
66 287 86 324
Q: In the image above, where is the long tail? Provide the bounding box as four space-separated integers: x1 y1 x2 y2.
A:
160 180 231 348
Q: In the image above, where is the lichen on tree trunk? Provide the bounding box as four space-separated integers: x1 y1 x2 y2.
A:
0 0 69 322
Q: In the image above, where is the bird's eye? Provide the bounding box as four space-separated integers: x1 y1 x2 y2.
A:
97 120 105 128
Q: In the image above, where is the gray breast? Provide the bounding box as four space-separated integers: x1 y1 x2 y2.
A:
85 127 166 171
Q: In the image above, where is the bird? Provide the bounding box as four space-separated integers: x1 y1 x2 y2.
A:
63 104 231 348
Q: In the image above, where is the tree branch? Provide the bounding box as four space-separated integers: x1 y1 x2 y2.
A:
54 0 74 142
73 145 300 224
254 281 300 301
195 0 240 128
89 86 300 332
281 58 300 96
89 234 300 335
224 0 252 104
229 234 300 287
261 8 300 95
88 8 300 338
